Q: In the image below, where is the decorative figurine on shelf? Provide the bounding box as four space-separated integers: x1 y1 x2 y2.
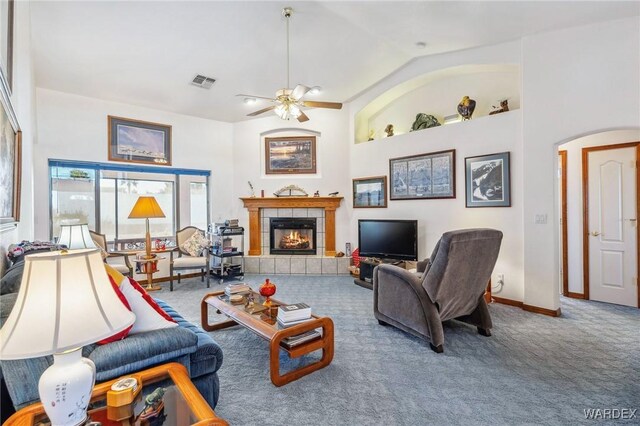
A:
313 190 320 197
274 184 309 197
248 181 256 198
384 124 394 137
259 278 276 307
368 130 375 141
410 113 441 131
489 99 510 115
328 191 339 197
457 96 476 120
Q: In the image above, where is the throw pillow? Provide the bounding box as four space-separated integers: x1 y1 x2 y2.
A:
119 277 178 335
104 263 177 335
180 230 209 257
104 263 126 286
97 275 133 345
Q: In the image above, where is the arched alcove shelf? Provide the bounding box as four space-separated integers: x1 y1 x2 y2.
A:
354 64 521 144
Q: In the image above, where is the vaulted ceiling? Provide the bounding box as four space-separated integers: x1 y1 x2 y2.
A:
30 1 639 122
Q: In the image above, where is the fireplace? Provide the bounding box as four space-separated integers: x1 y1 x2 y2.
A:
270 218 317 255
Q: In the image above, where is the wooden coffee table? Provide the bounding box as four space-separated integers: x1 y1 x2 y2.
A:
201 290 334 387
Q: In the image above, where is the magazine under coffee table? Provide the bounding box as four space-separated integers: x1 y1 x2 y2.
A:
201 290 334 386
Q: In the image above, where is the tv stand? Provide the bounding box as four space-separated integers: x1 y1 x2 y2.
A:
354 258 406 290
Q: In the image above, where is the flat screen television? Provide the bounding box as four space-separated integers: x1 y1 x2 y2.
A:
358 219 418 261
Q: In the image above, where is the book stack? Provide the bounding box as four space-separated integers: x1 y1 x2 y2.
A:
277 303 321 348
277 303 312 325
224 283 251 296
225 219 239 227
280 330 321 349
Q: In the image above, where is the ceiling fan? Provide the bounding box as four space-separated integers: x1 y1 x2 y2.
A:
237 7 342 122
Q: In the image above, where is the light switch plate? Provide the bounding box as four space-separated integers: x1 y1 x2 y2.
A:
535 214 548 224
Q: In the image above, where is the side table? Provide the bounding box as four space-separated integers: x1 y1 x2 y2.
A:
4 362 228 426
134 256 165 292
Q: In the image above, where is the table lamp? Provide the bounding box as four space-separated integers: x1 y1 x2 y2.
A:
128 196 166 259
0 249 136 426
57 223 96 249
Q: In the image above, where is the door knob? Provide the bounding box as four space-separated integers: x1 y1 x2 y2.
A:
590 231 601 236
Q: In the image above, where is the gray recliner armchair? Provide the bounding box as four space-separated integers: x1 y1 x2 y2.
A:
373 228 502 353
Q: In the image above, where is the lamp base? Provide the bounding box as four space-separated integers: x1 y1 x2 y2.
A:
39 348 96 426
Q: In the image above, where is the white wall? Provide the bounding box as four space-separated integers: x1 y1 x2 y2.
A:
0 0 37 274
350 111 524 301
559 129 640 295
367 68 520 139
347 17 640 310
348 41 525 301
34 89 234 239
521 17 640 311
231 109 351 253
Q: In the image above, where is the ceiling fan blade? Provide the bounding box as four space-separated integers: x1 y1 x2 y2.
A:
297 111 310 122
302 100 343 110
291 84 311 101
247 106 276 116
236 94 278 102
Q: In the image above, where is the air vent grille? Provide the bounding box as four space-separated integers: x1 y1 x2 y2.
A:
191 74 216 89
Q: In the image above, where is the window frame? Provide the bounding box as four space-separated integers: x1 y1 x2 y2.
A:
48 159 210 243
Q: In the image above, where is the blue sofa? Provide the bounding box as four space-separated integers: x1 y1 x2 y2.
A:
0 259 223 417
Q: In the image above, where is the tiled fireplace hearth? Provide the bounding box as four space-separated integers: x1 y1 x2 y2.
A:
240 197 348 275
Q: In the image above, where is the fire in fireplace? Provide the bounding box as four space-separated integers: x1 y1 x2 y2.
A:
280 230 311 249
270 218 317 255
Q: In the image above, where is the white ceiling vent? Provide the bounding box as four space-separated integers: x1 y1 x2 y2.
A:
191 74 216 89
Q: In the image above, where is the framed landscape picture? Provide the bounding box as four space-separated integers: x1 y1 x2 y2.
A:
265 136 316 175
0 67 20 225
389 149 455 200
465 151 511 207
353 176 387 208
108 116 172 166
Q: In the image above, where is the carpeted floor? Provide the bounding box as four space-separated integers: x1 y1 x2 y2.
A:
157 274 639 425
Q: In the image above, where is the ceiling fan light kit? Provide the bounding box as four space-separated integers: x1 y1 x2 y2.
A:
238 7 342 122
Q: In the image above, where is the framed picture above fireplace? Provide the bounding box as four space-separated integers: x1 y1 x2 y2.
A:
265 136 316 175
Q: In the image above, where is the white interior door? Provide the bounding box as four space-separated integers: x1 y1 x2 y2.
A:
588 147 638 307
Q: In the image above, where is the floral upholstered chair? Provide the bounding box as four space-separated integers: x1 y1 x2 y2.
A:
170 226 210 291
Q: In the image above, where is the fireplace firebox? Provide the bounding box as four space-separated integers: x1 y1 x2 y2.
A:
270 218 317 255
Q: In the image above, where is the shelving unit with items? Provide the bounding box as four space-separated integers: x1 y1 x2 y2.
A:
210 226 245 283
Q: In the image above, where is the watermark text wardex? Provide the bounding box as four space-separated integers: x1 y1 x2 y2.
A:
584 408 637 420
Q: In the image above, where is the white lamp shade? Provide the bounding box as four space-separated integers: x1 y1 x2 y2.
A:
57 224 96 249
0 249 135 359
